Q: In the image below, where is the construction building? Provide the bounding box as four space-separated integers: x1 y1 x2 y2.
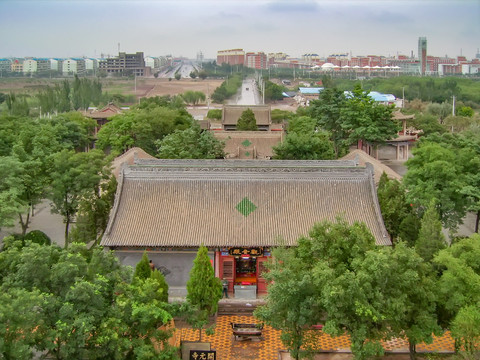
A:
98 52 150 77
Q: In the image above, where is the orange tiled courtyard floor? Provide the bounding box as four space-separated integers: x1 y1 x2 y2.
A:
175 315 455 360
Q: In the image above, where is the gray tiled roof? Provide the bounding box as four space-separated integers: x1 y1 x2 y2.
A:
101 160 390 248
341 149 402 184
222 105 271 126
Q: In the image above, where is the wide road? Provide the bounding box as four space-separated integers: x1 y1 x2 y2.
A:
229 78 261 105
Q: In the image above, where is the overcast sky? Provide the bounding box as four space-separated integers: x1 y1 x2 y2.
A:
1 0 479 60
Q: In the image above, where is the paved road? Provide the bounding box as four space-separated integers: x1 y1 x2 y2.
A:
0 199 65 247
229 79 261 105
158 61 199 79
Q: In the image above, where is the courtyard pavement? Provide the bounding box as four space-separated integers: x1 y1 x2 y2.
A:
176 315 455 360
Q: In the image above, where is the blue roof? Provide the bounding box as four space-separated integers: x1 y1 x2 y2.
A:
344 91 396 102
299 87 324 95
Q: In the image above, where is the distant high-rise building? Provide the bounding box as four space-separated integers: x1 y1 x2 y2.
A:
217 49 245 66
245 52 268 69
418 37 427 75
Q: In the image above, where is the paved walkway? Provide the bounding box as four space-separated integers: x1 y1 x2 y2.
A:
175 315 455 360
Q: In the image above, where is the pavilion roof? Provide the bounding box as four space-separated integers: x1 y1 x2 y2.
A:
101 160 390 248
393 111 415 120
87 103 123 119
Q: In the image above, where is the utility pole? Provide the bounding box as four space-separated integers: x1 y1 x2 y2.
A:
402 87 405 108
452 95 456 116
262 80 265 105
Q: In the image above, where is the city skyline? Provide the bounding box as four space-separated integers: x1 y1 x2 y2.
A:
1 0 479 60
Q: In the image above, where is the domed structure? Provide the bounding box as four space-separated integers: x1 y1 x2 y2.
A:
321 63 335 71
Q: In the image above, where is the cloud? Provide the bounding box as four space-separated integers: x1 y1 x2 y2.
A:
266 0 319 13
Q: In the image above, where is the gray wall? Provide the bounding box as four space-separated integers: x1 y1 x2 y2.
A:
114 250 214 287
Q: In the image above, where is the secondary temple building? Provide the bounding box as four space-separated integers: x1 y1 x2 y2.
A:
101 159 390 298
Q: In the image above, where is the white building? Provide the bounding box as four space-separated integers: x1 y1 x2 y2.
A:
145 56 159 70
62 58 86 75
84 58 98 72
23 59 37 73
50 59 60 71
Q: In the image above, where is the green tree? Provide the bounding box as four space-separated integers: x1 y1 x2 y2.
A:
185 245 222 341
49 150 109 247
377 172 416 244
415 200 446 262
182 90 205 106
236 108 257 131
96 105 193 155
151 268 169 303
341 84 399 150
407 113 446 137
271 109 293 124
273 116 335 160
456 106 474 117
40 112 96 151
135 251 153 281
287 115 316 134
404 141 467 231
57 80 71 112
174 72 181 80
424 131 480 233
0 156 25 229
426 102 452 124
262 217 412 360
0 242 178 360
383 242 440 360
206 109 222 120
451 305 480 355
5 92 30 117
264 80 284 101
0 288 46 360
116 278 178 359
444 115 477 133
307 218 386 360
434 234 480 353
309 87 349 158
156 124 225 159
189 71 197 79
10 123 60 235
24 230 51 246
255 246 323 360
273 131 335 160
211 74 242 103
68 172 117 246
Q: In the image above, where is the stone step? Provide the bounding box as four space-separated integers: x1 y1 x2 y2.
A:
217 299 265 315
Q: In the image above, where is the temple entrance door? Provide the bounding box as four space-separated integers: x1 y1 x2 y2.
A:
221 257 235 292
257 257 268 293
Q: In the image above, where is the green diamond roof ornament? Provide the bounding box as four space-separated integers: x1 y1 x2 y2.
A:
241 139 252 147
236 197 257 217
245 151 250 157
